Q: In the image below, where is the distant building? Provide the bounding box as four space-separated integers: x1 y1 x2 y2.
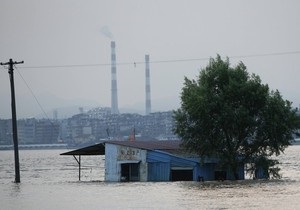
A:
18 118 36 144
62 110 177 145
87 107 111 119
0 109 178 146
0 118 59 145
68 113 95 144
35 119 59 144
0 119 12 145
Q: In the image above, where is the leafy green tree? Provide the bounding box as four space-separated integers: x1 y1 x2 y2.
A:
173 55 299 180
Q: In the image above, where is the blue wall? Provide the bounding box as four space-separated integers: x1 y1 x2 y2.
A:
147 150 198 181
147 150 245 181
147 162 170 181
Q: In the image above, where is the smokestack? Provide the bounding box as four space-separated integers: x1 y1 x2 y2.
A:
111 41 119 114
145 54 151 115
53 109 58 120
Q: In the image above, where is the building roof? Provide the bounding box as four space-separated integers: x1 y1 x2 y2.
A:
60 140 182 156
105 140 181 151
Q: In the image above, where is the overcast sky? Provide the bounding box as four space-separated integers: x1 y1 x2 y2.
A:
1 0 300 119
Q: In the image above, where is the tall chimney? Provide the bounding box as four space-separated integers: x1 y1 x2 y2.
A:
145 54 151 115
111 41 119 114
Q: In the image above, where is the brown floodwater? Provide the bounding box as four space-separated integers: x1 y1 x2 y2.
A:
1 146 299 209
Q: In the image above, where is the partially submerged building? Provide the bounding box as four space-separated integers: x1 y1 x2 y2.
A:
61 140 245 182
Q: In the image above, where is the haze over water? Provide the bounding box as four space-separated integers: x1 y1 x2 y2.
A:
1 146 300 209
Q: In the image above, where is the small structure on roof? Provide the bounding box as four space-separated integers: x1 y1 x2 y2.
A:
61 140 246 182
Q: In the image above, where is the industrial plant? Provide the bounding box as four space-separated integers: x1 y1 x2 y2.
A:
0 41 175 148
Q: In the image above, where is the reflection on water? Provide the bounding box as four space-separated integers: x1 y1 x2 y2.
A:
0 146 299 210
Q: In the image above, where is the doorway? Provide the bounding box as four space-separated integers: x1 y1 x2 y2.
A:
121 163 140 181
214 171 227 181
171 169 193 181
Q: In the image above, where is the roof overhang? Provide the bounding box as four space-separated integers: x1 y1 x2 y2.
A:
60 142 105 156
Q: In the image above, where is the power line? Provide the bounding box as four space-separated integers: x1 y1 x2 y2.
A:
20 63 111 69
15 66 51 120
14 67 59 144
17 50 300 70
229 51 300 59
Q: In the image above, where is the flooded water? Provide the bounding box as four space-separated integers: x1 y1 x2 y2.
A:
0 146 299 210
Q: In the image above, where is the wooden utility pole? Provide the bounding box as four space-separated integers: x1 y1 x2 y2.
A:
1 58 24 183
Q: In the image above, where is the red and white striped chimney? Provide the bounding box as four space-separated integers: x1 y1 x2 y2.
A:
111 41 119 114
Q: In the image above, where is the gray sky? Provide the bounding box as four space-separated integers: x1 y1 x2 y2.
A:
1 0 300 119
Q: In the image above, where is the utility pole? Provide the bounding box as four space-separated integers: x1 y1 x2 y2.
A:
1 58 24 183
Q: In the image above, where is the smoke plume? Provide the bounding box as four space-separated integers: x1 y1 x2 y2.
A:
100 26 114 39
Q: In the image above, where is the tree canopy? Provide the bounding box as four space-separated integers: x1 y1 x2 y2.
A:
173 55 299 179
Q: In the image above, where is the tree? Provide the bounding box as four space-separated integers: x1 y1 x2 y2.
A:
173 55 299 180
